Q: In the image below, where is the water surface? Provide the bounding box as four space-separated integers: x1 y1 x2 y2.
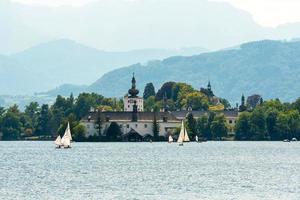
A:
0 142 299 200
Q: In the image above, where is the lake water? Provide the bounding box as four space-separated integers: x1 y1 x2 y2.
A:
0 142 299 200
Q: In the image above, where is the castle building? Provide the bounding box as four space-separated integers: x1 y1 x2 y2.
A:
81 74 180 141
124 74 144 112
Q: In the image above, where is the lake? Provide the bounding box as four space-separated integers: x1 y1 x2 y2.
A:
0 142 299 200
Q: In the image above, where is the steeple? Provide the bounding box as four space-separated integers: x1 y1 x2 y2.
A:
128 73 139 98
207 81 211 92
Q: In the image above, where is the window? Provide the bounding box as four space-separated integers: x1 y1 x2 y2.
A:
144 124 148 128
127 124 130 128
229 120 233 124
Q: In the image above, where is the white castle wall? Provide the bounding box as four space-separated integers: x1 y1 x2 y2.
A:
83 120 180 138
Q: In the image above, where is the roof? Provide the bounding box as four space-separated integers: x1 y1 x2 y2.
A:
171 110 239 119
82 111 180 122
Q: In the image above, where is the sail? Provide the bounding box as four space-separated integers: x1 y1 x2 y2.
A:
62 136 71 147
195 135 199 142
168 135 174 143
63 122 72 141
61 122 72 147
177 121 185 143
183 127 190 142
54 135 62 146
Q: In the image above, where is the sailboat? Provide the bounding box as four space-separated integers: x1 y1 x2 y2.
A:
54 135 62 148
195 135 199 143
168 135 174 143
177 121 190 146
59 122 72 149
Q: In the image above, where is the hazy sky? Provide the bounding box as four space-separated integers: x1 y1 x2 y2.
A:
12 0 300 27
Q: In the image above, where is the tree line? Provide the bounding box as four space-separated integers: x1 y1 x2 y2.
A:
1 81 300 141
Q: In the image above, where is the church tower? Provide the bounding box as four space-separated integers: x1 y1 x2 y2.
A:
124 73 144 112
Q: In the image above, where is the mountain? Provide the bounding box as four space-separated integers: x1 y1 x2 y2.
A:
0 39 206 95
88 40 300 103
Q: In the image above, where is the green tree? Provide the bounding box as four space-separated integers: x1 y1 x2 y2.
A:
2 105 22 140
266 110 278 140
249 108 266 140
106 122 122 141
235 112 251 140
24 102 39 133
73 124 87 142
185 92 209 111
186 113 197 139
210 115 228 140
143 83 156 99
196 116 208 138
275 113 290 140
152 113 160 141
36 104 52 136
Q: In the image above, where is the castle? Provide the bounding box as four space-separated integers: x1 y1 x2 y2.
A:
81 74 181 141
80 75 239 141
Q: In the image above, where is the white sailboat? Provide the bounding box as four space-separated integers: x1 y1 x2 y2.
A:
54 135 62 148
168 135 174 143
60 122 72 149
195 135 199 142
177 121 190 146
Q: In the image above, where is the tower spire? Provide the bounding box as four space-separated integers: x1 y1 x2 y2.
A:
128 73 139 98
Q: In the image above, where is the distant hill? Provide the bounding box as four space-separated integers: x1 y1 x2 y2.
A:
88 40 300 103
0 39 206 95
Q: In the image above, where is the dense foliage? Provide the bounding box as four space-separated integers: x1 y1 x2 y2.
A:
235 99 300 141
0 93 123 141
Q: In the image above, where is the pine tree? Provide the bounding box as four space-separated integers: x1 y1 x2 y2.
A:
152 113 160 141
143 83 156 99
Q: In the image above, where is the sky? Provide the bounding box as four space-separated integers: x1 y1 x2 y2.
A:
12 0 300 27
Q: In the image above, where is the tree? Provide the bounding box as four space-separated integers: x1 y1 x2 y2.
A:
196 116 208 138
249 108 266 140
275 113 290 140
266 110 278 140
185 92 209 111
235 112 251 140
210 115 228 140
106 122 122 141
143 83 156 99
152 113 160 141
186 113 197 139
2 105 22 140
156 82 176 101
220 98 231 110
73 124 87 142
144 96 156 111
24 102 39 133
36 104 52 136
